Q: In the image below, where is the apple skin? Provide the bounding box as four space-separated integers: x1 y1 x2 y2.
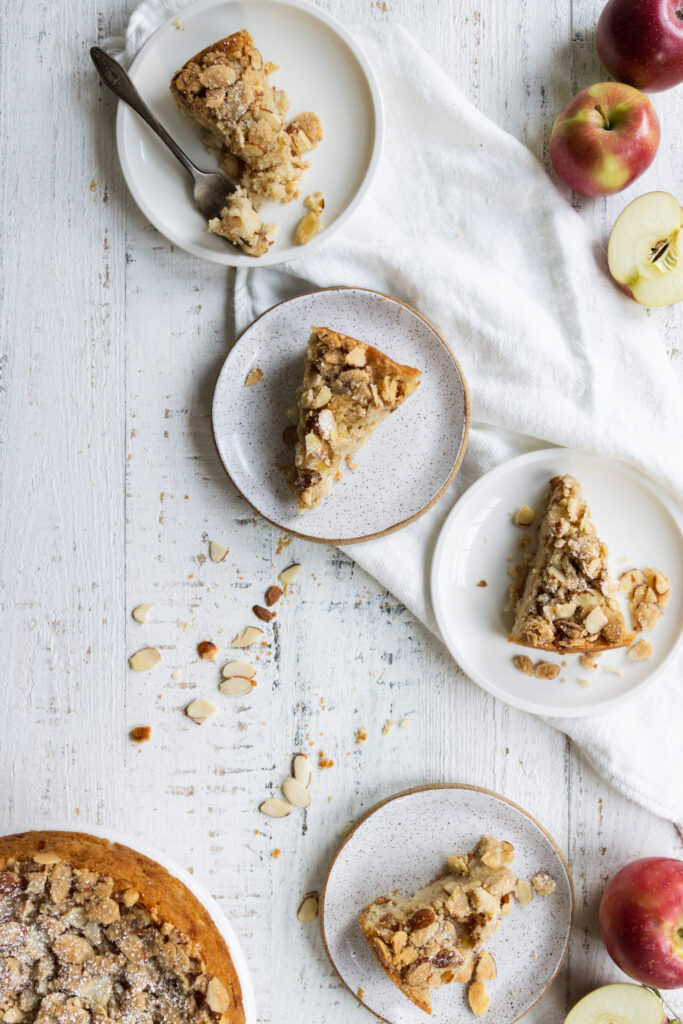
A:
599 857 683 989
550 83 660 197
597 0 683 93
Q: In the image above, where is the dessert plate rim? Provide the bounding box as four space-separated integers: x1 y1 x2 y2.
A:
430 447 683 718
319 783 574 1024
211 285 470 544
115 0 384 267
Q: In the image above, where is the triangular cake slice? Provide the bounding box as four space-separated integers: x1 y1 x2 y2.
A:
359 836 520 1015
292 326 421 512
509 474 632 652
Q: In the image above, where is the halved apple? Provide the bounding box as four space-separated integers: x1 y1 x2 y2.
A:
564 983 668 1024
608 191 683 307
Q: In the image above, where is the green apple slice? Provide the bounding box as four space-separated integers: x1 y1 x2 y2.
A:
608 191 683 307
565 983 667 1024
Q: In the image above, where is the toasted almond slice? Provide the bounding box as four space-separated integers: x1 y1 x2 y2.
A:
219 676 253 697
278 563 302 586
297 892 319 922
283 776 311 808
232 626 264 648
260 798 292 818
206 978 230 1014
209 541 229 563
197 640 218 660
128 647 161 671
222 660 257 679
185 698 216 725
514 879 533 906
468 980 490 1017
474 950 497 981
32 852 62 865
244 367 263 387
293 753 312 788
132 604 154 624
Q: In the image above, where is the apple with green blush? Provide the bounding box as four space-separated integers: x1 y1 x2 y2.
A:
550 82 660 197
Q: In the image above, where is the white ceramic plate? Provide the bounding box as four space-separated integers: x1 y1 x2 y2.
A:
116 0 383 266
212 287 470 543
320 785 573 1024
3 823 257 1024
431 448 683 718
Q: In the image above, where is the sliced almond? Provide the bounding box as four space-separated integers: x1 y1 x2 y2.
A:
253 604 275 622
232 626 264 648
32 852 62 866
132 604 154 624
651 570 670 595
583 607 608 634
185 698 216 725
468 980 490 1017
265 585 283 606
297 892 319 922
278 563 301 586
219 676 254 697
128 647 161 671
514 879 533 906
244 367 264 387
209 541 229 563
292 753 312 788
222 660 256 679
206 978 230 1014
474 951 497 981
260 798 293 818
283 776 312 808
197 640 218 660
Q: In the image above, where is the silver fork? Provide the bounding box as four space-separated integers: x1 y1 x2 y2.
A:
90 46 237 222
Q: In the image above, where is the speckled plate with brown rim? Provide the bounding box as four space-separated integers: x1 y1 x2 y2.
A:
212 288 469 544
319 784 574 1024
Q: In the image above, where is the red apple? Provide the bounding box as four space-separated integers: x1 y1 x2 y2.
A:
550 82 660 196
597 0 683 93
599 857 683 989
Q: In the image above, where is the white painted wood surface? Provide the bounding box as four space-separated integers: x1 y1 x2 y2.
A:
0 1 681 1022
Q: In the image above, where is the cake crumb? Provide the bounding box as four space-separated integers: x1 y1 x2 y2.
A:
346 454 358 471
318 750 334 769
514 504 536 526
579 653 600 672
398 718 411 729
603 664 624 677
578 678 590 687
271 848 281 859
130 726 151 743
627 639 653 661
382 718 394 735
476 579 488 588
534 661 560 680
513 654 533 676
355 727 368 745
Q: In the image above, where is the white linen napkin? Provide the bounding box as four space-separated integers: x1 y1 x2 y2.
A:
111 6 683 826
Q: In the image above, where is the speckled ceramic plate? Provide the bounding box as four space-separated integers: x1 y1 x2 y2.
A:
116 0 383 266
320 785 573 1024
430 448 683 718
212 288 470 543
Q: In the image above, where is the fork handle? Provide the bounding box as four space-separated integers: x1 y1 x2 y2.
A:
90 46 198 181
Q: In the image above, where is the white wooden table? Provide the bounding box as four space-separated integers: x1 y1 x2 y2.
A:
1 0 681 1021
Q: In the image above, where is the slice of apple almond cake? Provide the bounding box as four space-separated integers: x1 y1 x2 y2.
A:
360 835 555 1017
290 326 421 512
509 474 632 653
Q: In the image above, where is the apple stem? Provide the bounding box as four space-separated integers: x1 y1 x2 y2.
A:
594 104 611 130
643 985 682 1023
